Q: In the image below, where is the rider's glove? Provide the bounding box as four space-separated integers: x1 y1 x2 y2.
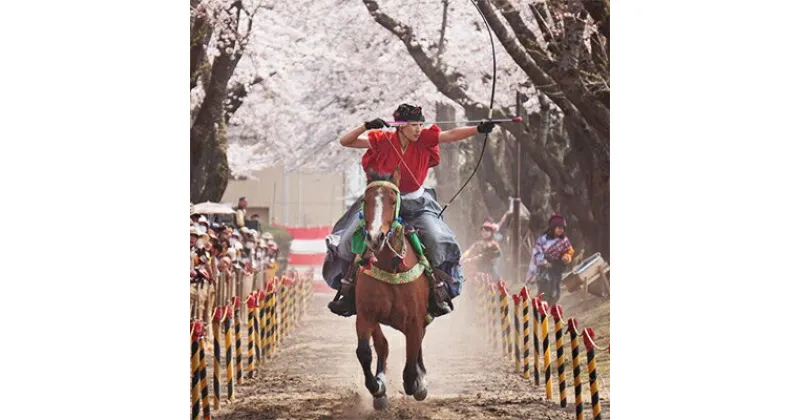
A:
364 119 389 130
477 120 496 134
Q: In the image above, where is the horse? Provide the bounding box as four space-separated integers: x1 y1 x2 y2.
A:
351 170 431 410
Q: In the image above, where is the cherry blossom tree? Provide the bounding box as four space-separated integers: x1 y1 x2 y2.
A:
190 0 268 202
208 0 610 259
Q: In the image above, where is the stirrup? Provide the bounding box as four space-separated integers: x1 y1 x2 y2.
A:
428 280 453 317
328 276 356 317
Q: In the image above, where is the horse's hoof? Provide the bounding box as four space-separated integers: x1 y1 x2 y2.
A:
413 387 428 401
373 395 389 410
372 375 387 398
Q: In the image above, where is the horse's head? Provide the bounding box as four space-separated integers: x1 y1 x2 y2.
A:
362 169 401 253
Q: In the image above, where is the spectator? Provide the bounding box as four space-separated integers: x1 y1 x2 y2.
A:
245 213 262 233
234 197 247 228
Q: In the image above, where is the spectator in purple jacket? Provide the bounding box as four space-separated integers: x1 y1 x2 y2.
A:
525 213 575 305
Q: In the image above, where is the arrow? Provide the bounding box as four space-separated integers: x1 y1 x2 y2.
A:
384 116 522 126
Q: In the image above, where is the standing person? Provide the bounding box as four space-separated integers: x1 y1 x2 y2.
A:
525 213 574 306
234 197 247 229
322 103 496 319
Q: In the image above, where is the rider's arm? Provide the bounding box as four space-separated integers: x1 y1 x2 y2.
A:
339 124 372 149
439 126 480 144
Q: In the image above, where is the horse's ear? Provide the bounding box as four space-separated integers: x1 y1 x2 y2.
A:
391 166 401 186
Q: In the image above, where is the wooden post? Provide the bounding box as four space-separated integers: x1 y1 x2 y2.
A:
511 92 524 286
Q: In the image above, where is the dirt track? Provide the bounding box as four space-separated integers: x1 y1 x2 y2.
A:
207 288 610 420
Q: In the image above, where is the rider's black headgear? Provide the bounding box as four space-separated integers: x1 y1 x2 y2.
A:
393 104 425 122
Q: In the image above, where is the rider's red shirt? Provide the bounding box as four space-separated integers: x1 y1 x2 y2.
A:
361 125 441 194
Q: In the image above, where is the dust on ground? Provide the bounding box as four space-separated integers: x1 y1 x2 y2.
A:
205 284 610 420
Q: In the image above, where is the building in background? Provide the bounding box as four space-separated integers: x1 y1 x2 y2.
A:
221 165 346 227
221 165 345 293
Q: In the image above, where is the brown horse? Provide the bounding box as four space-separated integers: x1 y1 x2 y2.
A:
353 170 430 410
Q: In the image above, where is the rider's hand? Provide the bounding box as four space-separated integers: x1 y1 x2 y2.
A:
540 262 552 269
477 120 496 134
364 118 388 130
561 254 571 264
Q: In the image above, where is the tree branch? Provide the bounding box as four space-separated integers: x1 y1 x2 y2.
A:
487 0 609 141
529 1 559 59
581 0 610 43
190 5 214 90
362 0 478 109
474 0 601 156
434 0 449 69
224 75 264 124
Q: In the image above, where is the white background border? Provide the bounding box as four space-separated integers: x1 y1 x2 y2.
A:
1 0 799 418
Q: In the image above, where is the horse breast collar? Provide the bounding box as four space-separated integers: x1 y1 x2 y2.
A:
361 262 425 285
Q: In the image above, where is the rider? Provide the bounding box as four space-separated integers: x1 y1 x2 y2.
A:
460 220 503 281
323 103 496 318
525 213 574 305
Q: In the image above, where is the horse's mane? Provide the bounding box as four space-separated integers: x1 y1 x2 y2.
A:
366 169 398 185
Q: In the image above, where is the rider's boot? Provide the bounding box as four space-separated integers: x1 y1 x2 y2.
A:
328 266 357 317
427 269 454 318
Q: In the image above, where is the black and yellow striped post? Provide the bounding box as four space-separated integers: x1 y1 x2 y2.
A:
284 278 291 338
258 284 272 365
532 294 541 386
292 274 299 329
539 301 553 400
489 283 498 349
233 296 243 385
512 293 522 373
224 306 235 402
288 280 297 334
481 276 490 335
292 276 299 329
198 339 211 419
583 328 601 420
212 307 223 409
551 304 567 408
266 282 276 358
253 290 262 365
303 272 311 317
246 293 257 378
281 276 291 343
276 277 284 346
191 321 202 420
567 318 584 420
255 290 263 365
498 281 512 360
520 286 531 379
289 276 298 332
258 284 274 365
278 277 287 347
303 273 314 317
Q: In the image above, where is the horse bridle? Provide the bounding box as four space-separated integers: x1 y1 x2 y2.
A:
360 180 404 257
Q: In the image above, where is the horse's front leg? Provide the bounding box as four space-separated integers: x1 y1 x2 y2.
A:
356 315 388 409
402 324 428 401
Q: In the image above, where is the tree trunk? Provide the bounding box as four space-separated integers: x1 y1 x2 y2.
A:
196 118 231 202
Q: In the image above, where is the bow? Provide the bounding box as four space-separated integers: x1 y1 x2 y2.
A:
438 0 497 218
